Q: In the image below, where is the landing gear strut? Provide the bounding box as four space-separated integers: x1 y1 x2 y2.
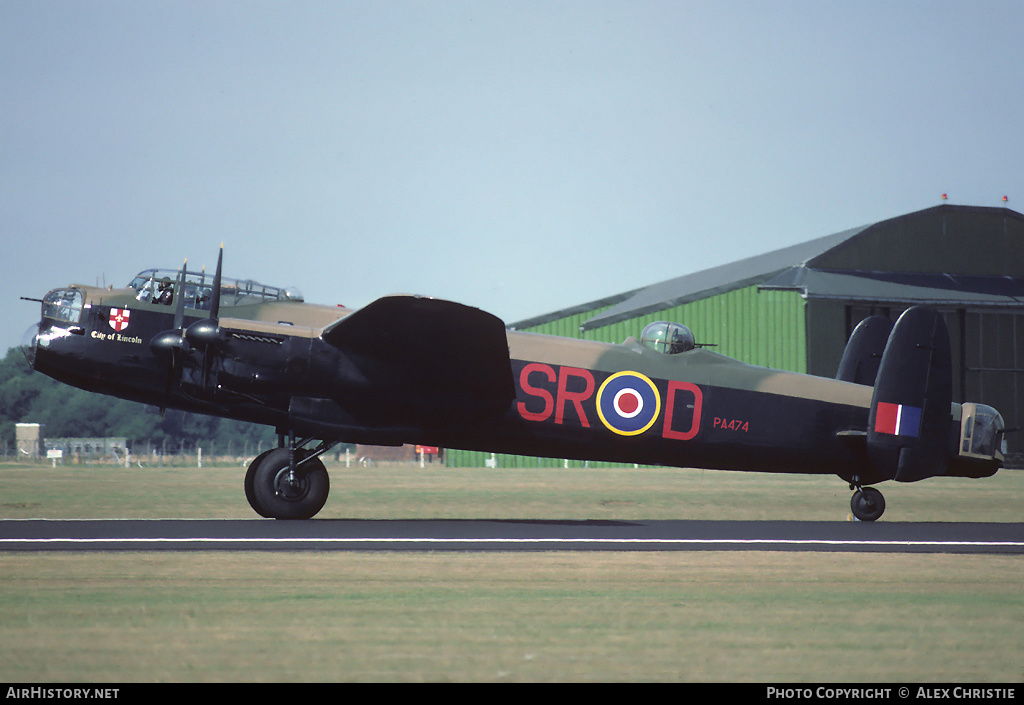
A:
849 484 885 522
245 436 335 519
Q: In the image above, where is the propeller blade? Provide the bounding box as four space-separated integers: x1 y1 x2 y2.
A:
209 245 223 321
204 246 224 392
182 245 225 394
152 258 191 413
172 259 188 331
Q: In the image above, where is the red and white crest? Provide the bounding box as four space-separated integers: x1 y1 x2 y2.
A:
108 308 130 332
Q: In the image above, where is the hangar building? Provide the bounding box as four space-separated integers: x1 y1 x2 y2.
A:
446 204 1024 468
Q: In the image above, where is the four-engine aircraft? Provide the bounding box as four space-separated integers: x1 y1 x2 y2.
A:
22 250 1006 520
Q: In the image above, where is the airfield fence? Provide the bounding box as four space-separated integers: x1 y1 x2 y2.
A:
0 439 273 468
5 439 1020 470
0 440 412 468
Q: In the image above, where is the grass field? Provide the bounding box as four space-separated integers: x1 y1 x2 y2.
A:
0 461 1021 682
2 459 1022 522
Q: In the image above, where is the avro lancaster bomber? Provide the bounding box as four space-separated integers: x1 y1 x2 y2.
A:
23 249 1005 520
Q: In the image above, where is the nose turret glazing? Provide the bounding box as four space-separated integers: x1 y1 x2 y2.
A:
22 287 87 370
20 323 39 367
42 288 84 324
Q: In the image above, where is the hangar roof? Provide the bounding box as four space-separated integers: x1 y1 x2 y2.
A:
575 226 861 331
509 204 1024 332
760 267 1024 307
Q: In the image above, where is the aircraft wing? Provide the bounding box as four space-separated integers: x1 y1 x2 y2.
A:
320 295 516 428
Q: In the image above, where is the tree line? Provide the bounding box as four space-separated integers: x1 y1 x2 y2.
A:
0 347 277 453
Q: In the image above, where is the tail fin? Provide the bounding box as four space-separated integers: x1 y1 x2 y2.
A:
866 307 952 482
836 315 893 385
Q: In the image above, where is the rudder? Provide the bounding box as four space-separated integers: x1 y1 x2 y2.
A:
836 315 893 385
866 307 953 483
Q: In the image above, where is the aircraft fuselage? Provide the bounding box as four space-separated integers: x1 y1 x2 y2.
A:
24 270 1004 520
23 282 883 480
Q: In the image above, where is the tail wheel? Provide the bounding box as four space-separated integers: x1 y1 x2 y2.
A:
850 486 886 522
249 448 330 519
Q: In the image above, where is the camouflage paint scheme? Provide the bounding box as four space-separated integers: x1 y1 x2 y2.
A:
24 257 1004 520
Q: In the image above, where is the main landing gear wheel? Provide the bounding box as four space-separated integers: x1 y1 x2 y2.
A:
244 449 274 518
247 447 330 520
850 486 886 522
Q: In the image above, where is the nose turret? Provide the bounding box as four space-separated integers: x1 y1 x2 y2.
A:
23 286 89 382
20 323 39 367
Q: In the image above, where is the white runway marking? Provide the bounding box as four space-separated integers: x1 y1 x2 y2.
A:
3 520 1020 553
2 537 1022 549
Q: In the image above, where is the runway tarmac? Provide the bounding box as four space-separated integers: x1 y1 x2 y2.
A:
1 518 1021 553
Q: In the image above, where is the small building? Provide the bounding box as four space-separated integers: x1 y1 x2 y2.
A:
447 204 1024 467
15 423 44 459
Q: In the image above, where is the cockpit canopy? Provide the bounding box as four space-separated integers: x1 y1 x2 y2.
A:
640 321 695 354
127 269 304 310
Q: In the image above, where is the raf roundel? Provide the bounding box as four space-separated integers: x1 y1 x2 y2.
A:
596 371 661 436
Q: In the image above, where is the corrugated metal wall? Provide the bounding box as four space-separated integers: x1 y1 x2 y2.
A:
447 286 806 468
518 285 806 369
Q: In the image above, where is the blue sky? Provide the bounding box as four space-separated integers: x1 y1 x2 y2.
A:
3 0 1023 354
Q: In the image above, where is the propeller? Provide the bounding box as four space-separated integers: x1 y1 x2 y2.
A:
185 245 225 391
149 247 227 411
149 260 190 414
